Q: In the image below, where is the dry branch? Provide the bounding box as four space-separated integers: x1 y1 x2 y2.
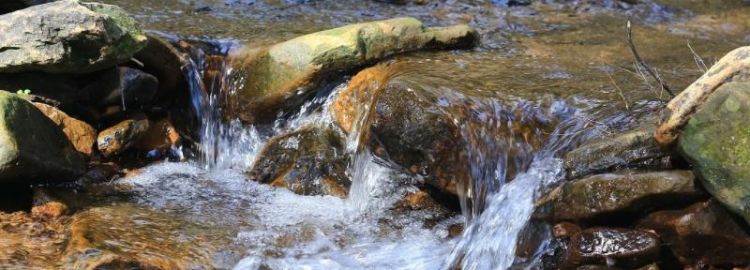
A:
655 46 750 146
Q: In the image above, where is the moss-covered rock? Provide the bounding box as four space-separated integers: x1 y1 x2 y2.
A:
0 0 147 74
228 17 478 123
679 81 750 225
0 91 85 183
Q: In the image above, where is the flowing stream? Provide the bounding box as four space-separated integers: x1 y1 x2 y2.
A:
35 0 750 269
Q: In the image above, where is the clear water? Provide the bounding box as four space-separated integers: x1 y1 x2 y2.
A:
19 0 750 269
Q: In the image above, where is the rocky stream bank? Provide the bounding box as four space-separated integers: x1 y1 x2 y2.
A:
1 0 750 269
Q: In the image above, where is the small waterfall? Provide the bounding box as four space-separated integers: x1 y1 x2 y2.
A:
443 105 590 270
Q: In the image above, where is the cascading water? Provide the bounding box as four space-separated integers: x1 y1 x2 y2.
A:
133 41 611 270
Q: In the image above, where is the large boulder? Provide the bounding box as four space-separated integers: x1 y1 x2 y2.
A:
0 91 84 183
637 200 750 267
679 81 750 225
0 0 147 74
227 17 478 123
534 170 703 222
247 126 351 198
33 102 97 157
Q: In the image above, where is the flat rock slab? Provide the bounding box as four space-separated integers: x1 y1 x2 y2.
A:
535 170 702 222
0 0 147 74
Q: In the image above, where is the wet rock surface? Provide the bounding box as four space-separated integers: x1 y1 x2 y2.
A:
63 205 225 270
0 91 85 183
535 170 702 222
562 228 660 269
332 64 470 197
247 126 351 197
0 0 147 74
564 125 672 179
228 17 478 123
679 81 750 226
33 102 97 157
637 200 750 267
97 118 151 157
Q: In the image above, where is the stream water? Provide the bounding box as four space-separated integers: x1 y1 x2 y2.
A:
15 0 750 269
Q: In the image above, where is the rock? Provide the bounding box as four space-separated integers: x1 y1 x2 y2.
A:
63 205 223 270
562 228 660 269
0 0 147 74
135 119 181 151
33 102 96 157
394 190 440 210
0 91 85 183
30 189 68 219
247 126 351 198
553 222 582 240
84 67 159 109
331 64 470 198
534 170 703 222
564 125 672 179
97 118 151 157
637 200 750 267
679 81 750 226
133 35 188 101
228 17 479 123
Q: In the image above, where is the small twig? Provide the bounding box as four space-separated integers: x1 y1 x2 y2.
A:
626 20 675 97
606 71 630 111
687 40 708 72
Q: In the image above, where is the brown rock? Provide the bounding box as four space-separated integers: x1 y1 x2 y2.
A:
97 118 150 157
395 190 439 210
535 170 703 222
637 200 750 267
247 126 351 198
33 102 96 157
553 222 582 239
63 205 223 270
136 119 181 151
563 228 660 269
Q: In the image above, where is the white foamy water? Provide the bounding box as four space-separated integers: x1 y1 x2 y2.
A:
113 46 604 270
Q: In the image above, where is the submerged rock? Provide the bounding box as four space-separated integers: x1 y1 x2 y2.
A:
535 170 702 222
228 17 479 123
562 228 660 269
0 91 85 183
247 126 351 198
0 0 147 74
564 125 671 179
63 205 224 270
679 81 750 226
97 118 150 157
33 102 97 157
637 200 750 267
